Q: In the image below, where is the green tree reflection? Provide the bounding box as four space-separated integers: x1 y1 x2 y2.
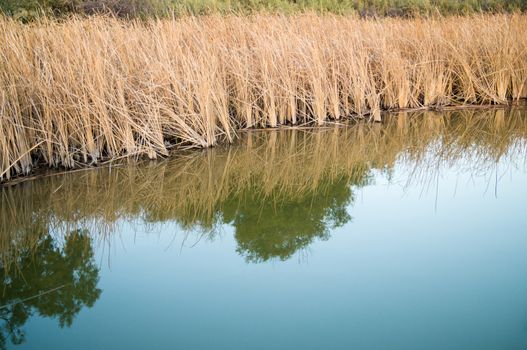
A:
0 229 101 349
221 177 360 263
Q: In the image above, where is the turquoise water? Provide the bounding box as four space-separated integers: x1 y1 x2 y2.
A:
2 109 527 349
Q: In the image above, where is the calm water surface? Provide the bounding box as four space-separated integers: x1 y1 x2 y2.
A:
2 109 527 349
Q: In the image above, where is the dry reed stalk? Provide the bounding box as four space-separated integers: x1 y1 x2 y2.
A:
1 14 526 181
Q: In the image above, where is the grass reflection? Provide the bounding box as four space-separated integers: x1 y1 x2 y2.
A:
1 108 526 267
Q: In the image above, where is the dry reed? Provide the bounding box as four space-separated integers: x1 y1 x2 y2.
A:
1 14 526 180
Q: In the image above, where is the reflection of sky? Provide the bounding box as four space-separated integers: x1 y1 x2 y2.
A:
19 154 527 350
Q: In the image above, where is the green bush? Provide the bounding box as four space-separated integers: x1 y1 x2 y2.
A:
1 0 526 19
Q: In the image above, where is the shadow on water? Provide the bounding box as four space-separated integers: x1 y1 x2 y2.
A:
0 108 527 347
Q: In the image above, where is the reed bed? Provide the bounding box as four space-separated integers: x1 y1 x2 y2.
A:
1 14 527 181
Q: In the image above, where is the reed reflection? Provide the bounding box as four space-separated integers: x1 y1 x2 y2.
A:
1 108 526 267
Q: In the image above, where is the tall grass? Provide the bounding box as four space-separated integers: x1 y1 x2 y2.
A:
1 14 526 181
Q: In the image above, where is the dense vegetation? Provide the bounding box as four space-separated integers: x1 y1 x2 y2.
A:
1 0 526 19
1 14 526 181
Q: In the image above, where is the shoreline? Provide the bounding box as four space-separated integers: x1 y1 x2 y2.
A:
2 102 526 187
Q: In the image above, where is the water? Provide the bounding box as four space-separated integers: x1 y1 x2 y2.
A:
1 108 527 350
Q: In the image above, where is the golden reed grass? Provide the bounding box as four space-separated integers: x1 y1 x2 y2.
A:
1 14 526 181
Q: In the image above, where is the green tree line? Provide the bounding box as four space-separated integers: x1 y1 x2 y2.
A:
1 0 526 19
